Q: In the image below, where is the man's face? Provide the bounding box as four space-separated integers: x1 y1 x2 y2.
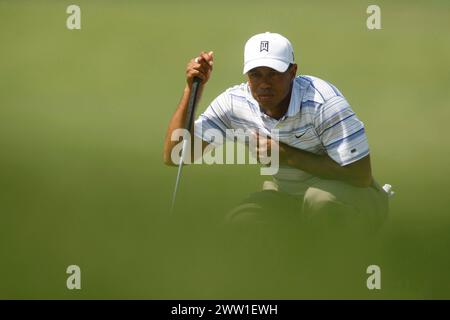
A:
247 64 297 111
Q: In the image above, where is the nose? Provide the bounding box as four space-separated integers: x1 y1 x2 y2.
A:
259 75 273 89
260 82 271 90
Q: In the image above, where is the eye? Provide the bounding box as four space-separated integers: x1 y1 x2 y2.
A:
269 71 281 77
248 72 261 79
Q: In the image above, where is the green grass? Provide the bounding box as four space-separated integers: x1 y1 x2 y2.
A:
0 0 449 298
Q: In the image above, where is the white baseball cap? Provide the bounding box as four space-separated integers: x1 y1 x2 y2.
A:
243 32 295 74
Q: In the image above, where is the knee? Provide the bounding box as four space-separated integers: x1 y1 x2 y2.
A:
303 188 338 214
224 204 266 225
303 186 370 234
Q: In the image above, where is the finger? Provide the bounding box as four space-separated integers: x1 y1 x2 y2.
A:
248 131 257 147
189 59 210 76
192 56 212 73
198 56 213 72
195 51 206 63
192 63 210 79
195 52 213 69
200 52 214 66
188 69 207 81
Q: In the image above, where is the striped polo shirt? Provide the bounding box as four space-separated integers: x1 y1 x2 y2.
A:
194 75 369 195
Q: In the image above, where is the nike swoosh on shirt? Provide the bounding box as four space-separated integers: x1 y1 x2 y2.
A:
295 131 308 139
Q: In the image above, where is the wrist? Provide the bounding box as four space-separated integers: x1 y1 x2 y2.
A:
184 83 193 94
278 142 292 165
185 82 204 97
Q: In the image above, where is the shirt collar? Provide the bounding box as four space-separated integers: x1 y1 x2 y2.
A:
285 78 301 118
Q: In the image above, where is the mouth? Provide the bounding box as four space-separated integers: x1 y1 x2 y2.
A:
258 94 274 101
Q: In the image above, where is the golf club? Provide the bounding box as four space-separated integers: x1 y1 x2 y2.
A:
170 76 202 214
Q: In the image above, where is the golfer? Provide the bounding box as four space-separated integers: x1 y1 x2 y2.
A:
163 32 389 232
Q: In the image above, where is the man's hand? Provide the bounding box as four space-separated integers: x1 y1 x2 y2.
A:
250 131 373 187
249 131 285 165
186 51 214 88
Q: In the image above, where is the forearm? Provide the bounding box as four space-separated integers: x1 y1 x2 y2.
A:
163 85 204 165
163 51 214 166
279 143 372 187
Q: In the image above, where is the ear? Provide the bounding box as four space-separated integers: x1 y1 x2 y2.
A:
290 64 298 79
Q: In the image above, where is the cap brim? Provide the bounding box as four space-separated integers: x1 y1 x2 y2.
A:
243 58 290 74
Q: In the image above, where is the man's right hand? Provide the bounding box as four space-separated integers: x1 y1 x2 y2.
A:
186 51 214 87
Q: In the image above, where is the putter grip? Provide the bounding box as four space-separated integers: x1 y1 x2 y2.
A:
184 77 202 130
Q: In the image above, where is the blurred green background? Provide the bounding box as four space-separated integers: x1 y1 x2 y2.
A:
1 0 449 299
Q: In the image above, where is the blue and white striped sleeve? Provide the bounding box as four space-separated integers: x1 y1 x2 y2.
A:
315 96 370 166
194 91 232 146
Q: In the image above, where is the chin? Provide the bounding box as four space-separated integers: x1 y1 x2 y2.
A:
258 101 276 110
